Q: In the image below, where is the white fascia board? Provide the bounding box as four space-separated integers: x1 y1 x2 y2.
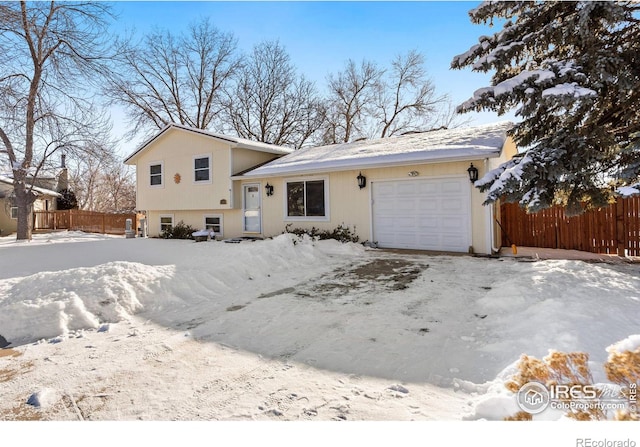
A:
234 150 501 180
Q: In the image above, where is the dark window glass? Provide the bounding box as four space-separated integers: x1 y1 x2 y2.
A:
287 182 305 216
194 157 210 182
305 180 325 216
150 164 162 185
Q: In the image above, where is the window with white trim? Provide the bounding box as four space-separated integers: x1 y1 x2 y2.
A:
204 214 223 236
10 206 18 219
150 162 163 187
285 178 327 219
194 155 211 183
160 215 173 233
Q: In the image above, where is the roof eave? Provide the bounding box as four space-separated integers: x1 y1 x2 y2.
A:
233 150 501 179
124 123 292 164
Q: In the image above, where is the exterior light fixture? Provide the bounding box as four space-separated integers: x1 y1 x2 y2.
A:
357 172 366 189
265 183 274 196
467 163 479 183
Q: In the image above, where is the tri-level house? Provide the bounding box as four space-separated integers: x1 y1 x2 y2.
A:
124 124 293 239
125 121 517 254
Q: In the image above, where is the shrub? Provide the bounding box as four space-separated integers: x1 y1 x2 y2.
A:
284 223 359 243
504 345 640 421
56 188 78 210
160 220 196 240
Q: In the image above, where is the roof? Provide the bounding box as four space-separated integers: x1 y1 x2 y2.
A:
123 123 294 164
0 176 62 197
237 121 513 178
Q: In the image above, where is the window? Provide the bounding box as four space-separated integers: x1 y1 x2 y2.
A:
286 179 327 219
204 215 223 236
150 162 163 187
160 215 173 233
194 155 211 183
10 207 18 219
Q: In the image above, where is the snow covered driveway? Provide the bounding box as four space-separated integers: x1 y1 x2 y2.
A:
0 232 639 421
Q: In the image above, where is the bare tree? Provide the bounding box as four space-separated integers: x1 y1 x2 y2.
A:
0 1 115 240
106 18 240 136
322 52 461 143
375 50 450 138
322 59 383 144
93 163 136 213
224 40 325 149
67 148 135 213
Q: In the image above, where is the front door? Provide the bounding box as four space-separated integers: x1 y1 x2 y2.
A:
243 184 261 233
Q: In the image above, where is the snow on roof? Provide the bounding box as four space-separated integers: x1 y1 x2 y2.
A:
617 185 640 197
0 175 62 197
124 123 294 164
240 122 513 178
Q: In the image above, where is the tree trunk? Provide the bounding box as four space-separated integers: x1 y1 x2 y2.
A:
14 180 35 240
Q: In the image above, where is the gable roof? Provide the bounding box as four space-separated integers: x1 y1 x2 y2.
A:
237 122 513 178
124 123 294 164
0 176 61 197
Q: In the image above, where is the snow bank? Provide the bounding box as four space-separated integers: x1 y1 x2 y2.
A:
617 185 640 197
606 334 640 355
0 234 364 346
0 262 174 344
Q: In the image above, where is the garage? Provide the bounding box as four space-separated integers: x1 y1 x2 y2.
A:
372 176 472 252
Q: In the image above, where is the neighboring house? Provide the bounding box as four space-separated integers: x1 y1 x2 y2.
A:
0 176 61 236
127 121 516 254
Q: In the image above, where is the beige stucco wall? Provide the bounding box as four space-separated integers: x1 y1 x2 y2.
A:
132 128 280 234
145 209 244 239
244 160 490 253
134 129 234 211
0 199 16 235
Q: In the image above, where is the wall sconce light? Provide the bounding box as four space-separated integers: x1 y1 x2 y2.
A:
357 171 366 189
408 171 419 177
467 163 479 183
265 183 274 196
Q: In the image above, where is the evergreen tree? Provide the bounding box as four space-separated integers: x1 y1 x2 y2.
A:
452 1 640 214
57 189 78 211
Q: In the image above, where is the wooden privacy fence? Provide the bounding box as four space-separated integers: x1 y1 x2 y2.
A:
500 197 640 257
33 210 137 236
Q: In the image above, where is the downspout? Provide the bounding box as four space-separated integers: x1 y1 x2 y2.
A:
484 158 501 254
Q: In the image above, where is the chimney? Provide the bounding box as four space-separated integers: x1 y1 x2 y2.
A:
57 154 68 192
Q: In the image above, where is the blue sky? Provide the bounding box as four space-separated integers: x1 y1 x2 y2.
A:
110 1 512 154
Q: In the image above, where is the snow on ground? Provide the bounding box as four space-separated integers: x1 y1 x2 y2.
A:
0 231 639 424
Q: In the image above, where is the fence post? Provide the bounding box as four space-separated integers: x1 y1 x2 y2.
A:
616 199 626 257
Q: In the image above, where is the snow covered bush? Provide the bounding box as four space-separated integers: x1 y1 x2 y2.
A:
505 342 640 421
160 220 196 239
283 223 359 243
604 336 640 421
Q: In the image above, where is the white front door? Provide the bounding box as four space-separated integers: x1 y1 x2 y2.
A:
372 177 471 252
243 184 261 233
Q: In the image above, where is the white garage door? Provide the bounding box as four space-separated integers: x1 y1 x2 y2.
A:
372 177 471 252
